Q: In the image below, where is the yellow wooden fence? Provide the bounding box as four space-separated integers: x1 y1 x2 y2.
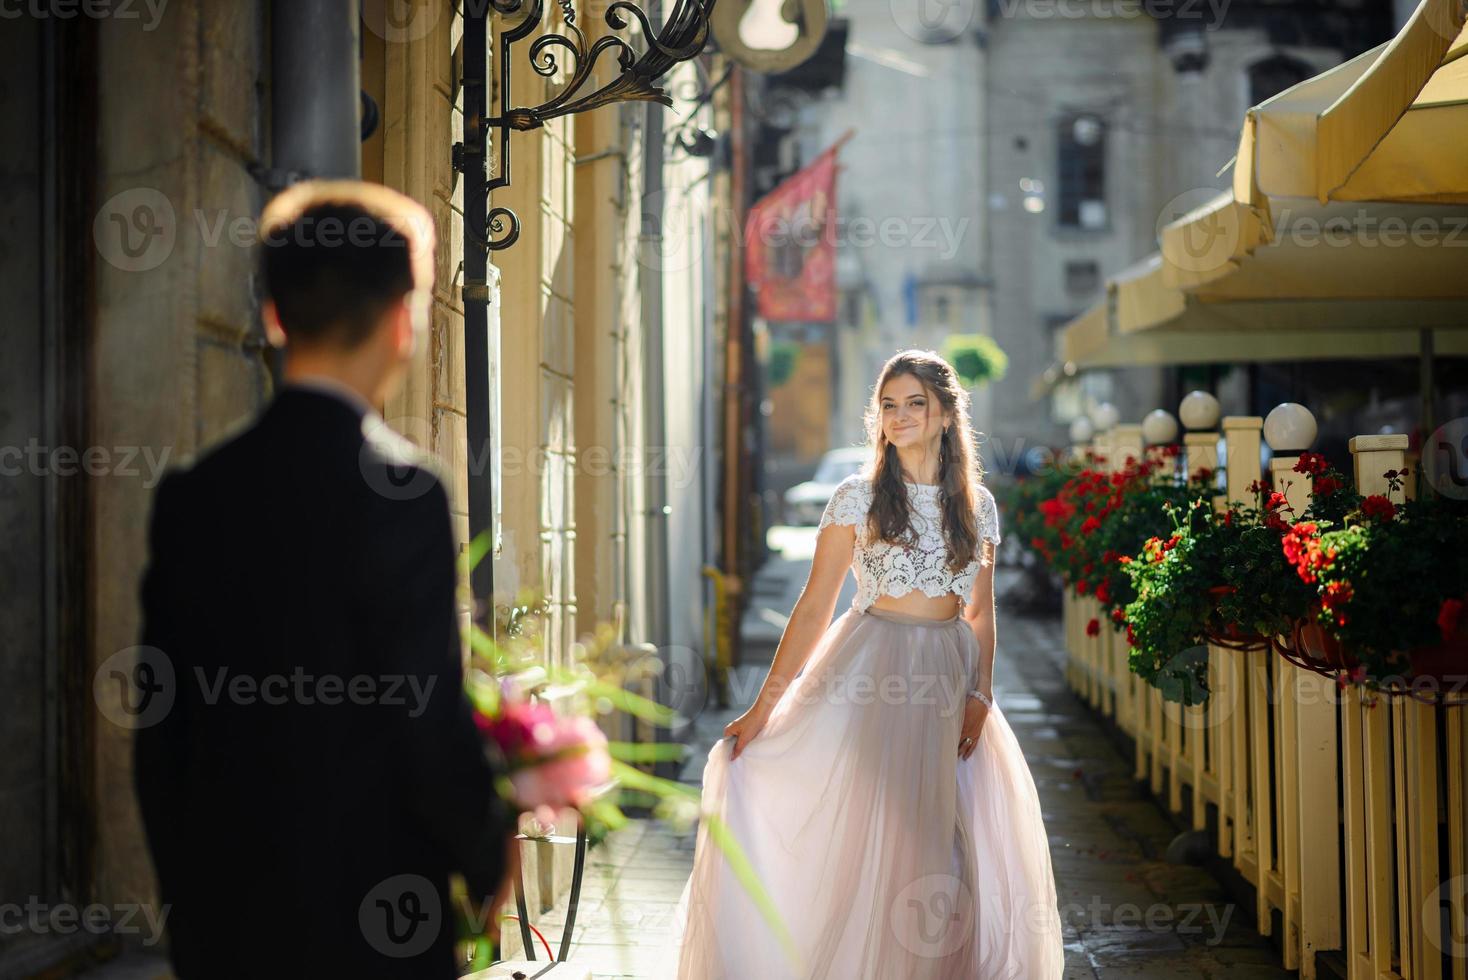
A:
1061 407 1468 980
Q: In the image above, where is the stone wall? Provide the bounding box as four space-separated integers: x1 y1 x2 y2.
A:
92 0 270 910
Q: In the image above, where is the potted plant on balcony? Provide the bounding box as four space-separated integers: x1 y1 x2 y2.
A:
1214 451 1365 676
1280 471 1468 702
1119 496 1231 705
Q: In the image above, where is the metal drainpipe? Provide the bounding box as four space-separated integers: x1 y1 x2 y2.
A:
641 93 672 773
270 0 361 180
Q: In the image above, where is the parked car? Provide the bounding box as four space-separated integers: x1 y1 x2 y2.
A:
783 447 867 525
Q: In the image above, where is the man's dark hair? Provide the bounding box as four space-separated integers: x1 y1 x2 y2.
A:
259 182 433 348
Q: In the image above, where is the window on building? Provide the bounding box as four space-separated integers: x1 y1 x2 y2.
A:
1248 54 1313 106
1064 261 1101 296
1057 114 1106 230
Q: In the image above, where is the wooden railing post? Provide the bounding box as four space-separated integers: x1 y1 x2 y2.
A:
1221 416 1262 507
1173 394 1218 806
1108 423 1143 725
1201 416 1261 858
1255 406 1329 975
1111 423 1144 471
1352 434 1443 980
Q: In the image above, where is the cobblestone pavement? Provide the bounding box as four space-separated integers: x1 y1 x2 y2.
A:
526 532 1295 979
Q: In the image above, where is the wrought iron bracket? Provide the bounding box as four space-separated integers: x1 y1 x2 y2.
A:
466 0 716 251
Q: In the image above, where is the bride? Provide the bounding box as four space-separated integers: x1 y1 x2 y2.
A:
665 349 1064 979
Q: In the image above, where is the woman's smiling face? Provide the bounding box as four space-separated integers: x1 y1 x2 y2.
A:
879 372 947 451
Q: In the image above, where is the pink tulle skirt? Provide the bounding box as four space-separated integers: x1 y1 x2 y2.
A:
664 606 1065 979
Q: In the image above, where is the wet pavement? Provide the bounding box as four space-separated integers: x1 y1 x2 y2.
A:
514 527 1295 978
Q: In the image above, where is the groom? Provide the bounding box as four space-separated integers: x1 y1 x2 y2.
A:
134 181 515 977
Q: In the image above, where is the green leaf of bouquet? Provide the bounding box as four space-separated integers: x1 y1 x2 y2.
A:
465 529 494 573
609 759 699 800
608 741 688 763
577 678 678 727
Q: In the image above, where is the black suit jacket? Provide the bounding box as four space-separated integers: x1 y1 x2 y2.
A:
134 387 513 978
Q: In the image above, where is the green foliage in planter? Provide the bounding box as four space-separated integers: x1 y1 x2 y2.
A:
767 341 800 388
1079 465 1205 619
1213 513 1318 642
1201 452 1359 643
1027 446 1211 624
942 334 1008 387
1120 497 1228 705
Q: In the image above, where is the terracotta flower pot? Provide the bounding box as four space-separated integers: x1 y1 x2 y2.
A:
1202 588 1265 649
1205 619 1267 650
1292 618 1358 671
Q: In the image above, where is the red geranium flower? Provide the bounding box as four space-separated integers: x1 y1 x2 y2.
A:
1293 452 1328 476
1360 494 1395 522
1111 607 1125 623
1438 597 1464 642
1321 580 1354 626
1314 474 1342 496
1086 619 1101 637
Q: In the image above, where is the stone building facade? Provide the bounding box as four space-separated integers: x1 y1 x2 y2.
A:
0 2 726 971
982 0 1395 454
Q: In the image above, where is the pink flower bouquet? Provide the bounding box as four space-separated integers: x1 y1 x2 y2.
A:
473 682 612 824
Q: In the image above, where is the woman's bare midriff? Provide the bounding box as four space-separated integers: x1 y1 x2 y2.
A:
868 589 965 621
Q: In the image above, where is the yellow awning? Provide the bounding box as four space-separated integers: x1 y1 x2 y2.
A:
1062 325 1467 368
1057 290 1468 367
1230 0 1468 207
1181 199 1468 304
1115 255 1185 331
1050 0 1468 375
1337 47 1468 202
1058 301 1108 366
1158 193 1272 293
1058 243 1468 368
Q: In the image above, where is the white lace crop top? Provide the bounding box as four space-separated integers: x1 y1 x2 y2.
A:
818 474 1001 614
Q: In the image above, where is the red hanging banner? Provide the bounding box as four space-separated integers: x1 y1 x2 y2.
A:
743 141 843 323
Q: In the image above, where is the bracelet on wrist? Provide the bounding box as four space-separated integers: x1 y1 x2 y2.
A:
967 689 993 708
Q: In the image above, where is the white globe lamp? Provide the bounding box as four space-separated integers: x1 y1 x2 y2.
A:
1179 390 1220 431
1142 409 1179 446
1263 402 1317 453
1069 416 1095 444
1089 402 1119 433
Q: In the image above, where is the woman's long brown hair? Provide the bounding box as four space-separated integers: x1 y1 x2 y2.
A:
860 349 986 573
